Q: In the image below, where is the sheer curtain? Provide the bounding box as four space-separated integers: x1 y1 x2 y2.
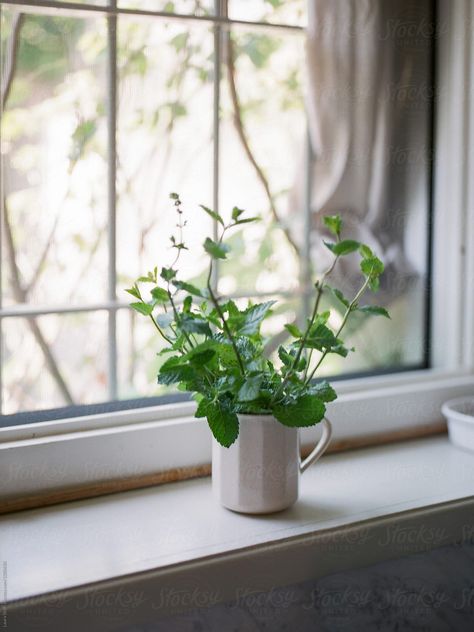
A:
292 0 433 306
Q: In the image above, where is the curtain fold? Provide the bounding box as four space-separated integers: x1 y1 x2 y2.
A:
290 0 433 303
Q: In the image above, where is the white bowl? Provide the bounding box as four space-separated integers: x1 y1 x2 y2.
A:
442 396 474 453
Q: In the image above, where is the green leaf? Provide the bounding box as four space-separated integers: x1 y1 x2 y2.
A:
285 323 303 338
230 301 276 336
151 287 169 303
183 295 192 312
130 302 153 316
125 286 140 299
357 305 390 318
360 256 384 277
199 205 224 226
311 380 337 403
238 376 263 402
272 395 326 427
197 399 239 447
157 357 195 385
233 217 260 225
160 267 176 281
369 277 380 292
156 313 173 328
325 239 360 256
181 341 218 366
173 280 205 297
331 288 350 308
231 206 245 220
137 276 155 283
180 314 212 336
305 324 338 351
323 215 342 237
359 244 373 259
203 237 230 260
278 346 293 367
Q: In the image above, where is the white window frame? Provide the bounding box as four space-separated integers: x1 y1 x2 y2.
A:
1 0 474 503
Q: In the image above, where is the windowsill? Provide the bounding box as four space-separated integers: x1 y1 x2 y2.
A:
3 435 474 628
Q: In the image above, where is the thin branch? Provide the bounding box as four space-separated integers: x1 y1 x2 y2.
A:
305 276 371 384
1 13 24 109
3 197 74 404
224 33 300 256
2 12 74 405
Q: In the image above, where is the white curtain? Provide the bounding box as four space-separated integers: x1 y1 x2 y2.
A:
290 0 433 303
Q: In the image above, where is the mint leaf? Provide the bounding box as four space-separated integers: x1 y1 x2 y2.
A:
357 305 390 318
231 206 245 220
203 237 230 259
285 323 303 338
173 280 205 297
180 314 212 336
360 256 384 277
273 395 326 427
160 267 176 281
151 287 169 303
325 239 360 256
199 204 224 226
156 313 173 328
230 301 276 336
331 287 350 308
125 286 140 299
158 357 194 385
198 399 239 447
323 215 342 237
311 380 337 403
238 376 263 402
359 244 373 259
278 346 293 367
130 302 153 316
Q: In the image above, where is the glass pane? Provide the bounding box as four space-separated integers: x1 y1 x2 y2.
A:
2 312 108 414
0 8 108 307
116 18 214 298
229 0 306 26
300 0 434 376
218 29 305 297
117 308 170 400
118 0 213 15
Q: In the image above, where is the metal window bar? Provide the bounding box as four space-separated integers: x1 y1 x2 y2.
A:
107 0 118 400
0 0 309 417
3 0 305 33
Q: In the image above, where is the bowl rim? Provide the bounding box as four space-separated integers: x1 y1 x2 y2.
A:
442 396 474 425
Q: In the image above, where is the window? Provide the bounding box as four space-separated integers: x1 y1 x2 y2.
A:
1 0 474 509
1 0 436 423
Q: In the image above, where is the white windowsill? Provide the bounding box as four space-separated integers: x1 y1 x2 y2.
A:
0 436 474 612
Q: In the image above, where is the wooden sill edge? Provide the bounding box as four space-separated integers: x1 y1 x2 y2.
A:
0 422 447 515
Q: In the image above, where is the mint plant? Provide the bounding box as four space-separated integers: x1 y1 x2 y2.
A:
127 194 389 447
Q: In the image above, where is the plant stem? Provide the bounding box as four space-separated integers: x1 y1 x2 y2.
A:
148 314 174 346
206 278 246 375
167 289 195 351
270 255 339 404
305 276 371 384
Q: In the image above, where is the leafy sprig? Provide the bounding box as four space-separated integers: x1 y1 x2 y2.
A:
127 196 389 447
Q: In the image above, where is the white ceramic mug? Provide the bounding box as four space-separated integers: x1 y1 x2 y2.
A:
212 413 332 514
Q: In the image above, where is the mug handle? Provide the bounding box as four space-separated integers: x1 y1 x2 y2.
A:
300 417 332 474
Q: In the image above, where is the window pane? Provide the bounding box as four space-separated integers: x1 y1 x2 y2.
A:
299 0 434 375
116 18 214 297
1 8 108 307
219 29 305 296
118 0 214 15
229 0 306 26
117 308 167 400
1 312 108 414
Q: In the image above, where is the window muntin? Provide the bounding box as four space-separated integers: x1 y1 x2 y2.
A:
0 0 434 421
